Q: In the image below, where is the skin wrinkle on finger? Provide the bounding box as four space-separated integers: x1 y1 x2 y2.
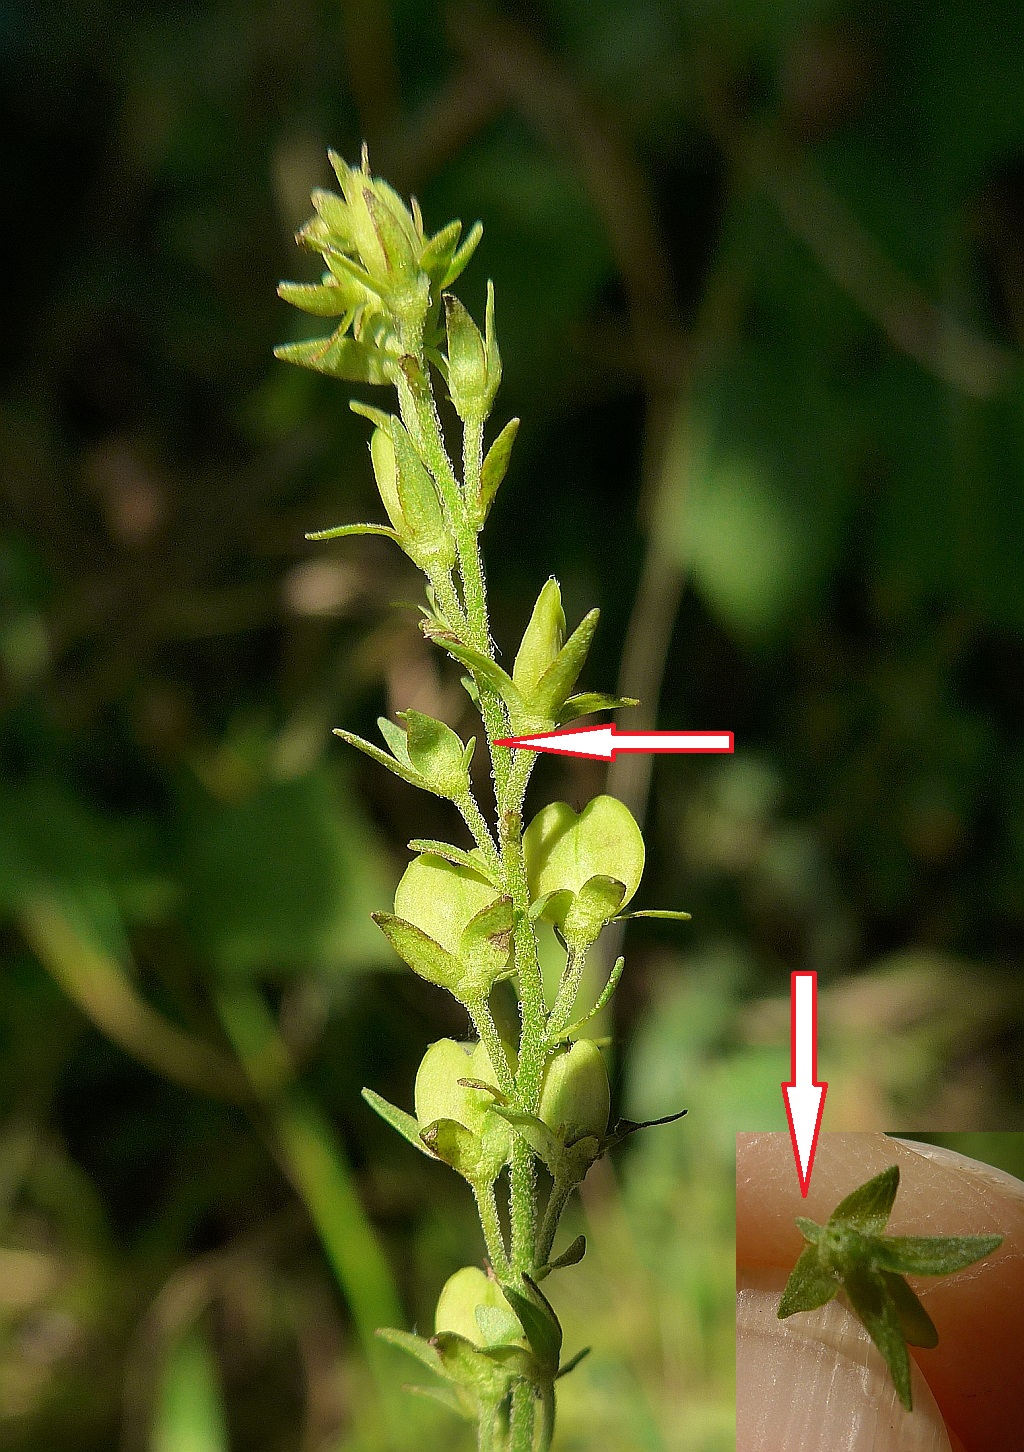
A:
736 1134 1024 1452
738 1266 952 1452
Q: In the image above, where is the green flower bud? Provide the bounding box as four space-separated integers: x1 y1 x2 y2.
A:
524 796 645 929
369 424 455 576
276 149 485 385
513 578 565 701
444 287 501 424
394 854 498 958
539 1040 610 1144
435 1267 524 1347
401 710 472 799
414 1038 512 1139
370 426 404 532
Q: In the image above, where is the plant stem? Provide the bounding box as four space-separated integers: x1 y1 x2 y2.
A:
395 340 563 1445
477 1401 500 1452
468 997 516 1098
547 948 586 1037
536 1178 573 1267
474 1179 510 1279
456 789 502 877
508 1382 535 1452
537 1385 555 1451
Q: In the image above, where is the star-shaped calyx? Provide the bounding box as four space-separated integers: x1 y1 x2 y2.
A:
777 1163 1003 1411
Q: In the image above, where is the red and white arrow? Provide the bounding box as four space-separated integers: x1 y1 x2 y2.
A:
782 972 828 1197
494 724 734 761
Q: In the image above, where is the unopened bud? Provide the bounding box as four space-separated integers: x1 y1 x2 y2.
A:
434 1266 522 1347
513 578 565 701
539 1040 610 1144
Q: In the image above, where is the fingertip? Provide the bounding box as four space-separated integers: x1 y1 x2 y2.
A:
738 1265 952 1452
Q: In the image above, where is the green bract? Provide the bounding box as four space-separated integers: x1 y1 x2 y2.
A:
778 1164 1003 1411
278 152 693 1452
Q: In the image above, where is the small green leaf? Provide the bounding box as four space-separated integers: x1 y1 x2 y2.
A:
348 399 394 431
407 840 494 878
274 331 391 384
441 220 484 288
843 1263 913 1411
778 1164 1004 1414
556 1346 591 1379
499 1275 562 1375
513 578 565 701
552 956 625 1041
459 895 514 986
419 219 464 283
432 635 523 715
777 1244 841 1317
371 911 465 993
478 417 519 522
557 692 639 723
401 711 471 799
420 1117 483 1178
563 874 626 941
305 522 399 542
377 716 412 767
881 1271 938 1350
615 907 692 922
530 608 600 721
332 728 421 789
544 1235 587 1274
390 424 455 573
405 1383 473 1419
599 1108 688 1153
871 1234 1004 1276
445 294 490 423
277 277 355 316
489 1105 562 1170
828 1164 900 1234
376 1327 445 1376
361 1087 434 1156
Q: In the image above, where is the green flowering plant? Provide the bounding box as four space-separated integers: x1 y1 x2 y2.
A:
276 147 688 1451
778 1164 1003 1411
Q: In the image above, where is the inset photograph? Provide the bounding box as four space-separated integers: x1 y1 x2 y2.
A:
737 1132 1024 1452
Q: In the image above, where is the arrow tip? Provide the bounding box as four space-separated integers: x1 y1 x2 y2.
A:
782 1081 828 1196
493 726 614 760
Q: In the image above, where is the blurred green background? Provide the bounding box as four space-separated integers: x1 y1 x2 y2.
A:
2 0 1024 1448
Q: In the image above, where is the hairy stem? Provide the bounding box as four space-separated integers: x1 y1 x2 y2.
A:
476 1402 499 1452
474 1179 510 1279
468 997 516 1098
456 789 502 877
508 1382 535 1452
536 1177 573 1267
547 948 587 1038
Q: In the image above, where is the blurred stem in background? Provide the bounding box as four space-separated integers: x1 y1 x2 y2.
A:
215 986 405 1426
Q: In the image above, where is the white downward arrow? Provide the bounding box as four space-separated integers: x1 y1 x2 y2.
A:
782 972 828 1197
